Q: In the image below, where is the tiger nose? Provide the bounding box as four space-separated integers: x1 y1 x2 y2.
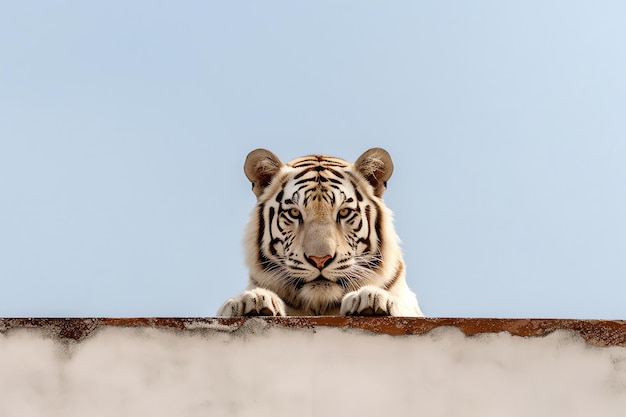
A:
306 254 333 269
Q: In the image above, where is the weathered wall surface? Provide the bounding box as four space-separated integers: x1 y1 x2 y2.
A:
1 318 625 417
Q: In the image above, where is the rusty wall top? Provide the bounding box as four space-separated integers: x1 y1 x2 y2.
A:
1 317 625 347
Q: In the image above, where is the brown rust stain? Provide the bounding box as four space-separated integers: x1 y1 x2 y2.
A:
1 317 625 347
267 317 626 347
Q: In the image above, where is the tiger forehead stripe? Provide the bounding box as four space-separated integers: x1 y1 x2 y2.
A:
289 154 350 168
293 168 346 184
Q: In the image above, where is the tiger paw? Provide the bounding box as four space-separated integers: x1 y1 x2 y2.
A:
339 286 399 316
217 288 287 317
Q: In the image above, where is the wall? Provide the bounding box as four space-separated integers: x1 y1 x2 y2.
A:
1 317 625 417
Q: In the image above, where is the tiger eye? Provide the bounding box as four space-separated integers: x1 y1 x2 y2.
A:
288 208 300 218
338 208 351 218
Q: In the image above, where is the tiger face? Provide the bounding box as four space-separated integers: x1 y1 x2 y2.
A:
218 148 423 317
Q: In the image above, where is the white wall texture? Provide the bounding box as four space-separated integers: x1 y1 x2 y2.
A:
1 319 626 417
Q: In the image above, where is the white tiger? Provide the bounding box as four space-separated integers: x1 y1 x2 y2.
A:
217 148 423 317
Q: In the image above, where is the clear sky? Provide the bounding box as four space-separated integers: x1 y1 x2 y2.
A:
2 1 625 318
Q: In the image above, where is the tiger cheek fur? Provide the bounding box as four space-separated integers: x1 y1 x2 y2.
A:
216 148 424 317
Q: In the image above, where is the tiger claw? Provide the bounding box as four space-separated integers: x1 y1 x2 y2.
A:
340 286 398 316
217 288 286 317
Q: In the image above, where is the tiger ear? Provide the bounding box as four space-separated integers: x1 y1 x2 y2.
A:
354 147 394 197
244 148 284 197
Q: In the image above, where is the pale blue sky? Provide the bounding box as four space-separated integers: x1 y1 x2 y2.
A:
1 2 625 318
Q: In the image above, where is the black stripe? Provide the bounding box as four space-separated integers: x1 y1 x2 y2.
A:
357 205 372 253
294 176 318 186
258 253 280 273
256 204 265 249
268 206 276 238
291 160 318 168
383 261 405 290
324 167 345 179
354 184 363 202
294 278 306 290
373 201 384 251
269 238 280 256
293 166 317 179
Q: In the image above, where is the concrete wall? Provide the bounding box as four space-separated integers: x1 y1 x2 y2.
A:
1 318 625 417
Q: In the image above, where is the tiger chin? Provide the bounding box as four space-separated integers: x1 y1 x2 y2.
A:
217 148 424 317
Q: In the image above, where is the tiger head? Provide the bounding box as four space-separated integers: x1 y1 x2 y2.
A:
243 148 406 315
